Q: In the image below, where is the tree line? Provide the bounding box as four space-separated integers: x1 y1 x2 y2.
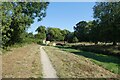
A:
74 2 120 45
34 25 80 43
35 2 120 45
1 2 120 49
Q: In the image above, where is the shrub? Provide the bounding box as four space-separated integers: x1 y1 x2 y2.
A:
72 36 79 43
71 45 120 57
37 40 43 44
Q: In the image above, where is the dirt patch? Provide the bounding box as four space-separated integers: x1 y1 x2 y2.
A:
44 46 118 78
2 44 42 78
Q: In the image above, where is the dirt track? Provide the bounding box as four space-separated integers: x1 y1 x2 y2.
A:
40 46 58 78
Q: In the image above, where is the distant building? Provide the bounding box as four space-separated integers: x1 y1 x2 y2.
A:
46 41 50 45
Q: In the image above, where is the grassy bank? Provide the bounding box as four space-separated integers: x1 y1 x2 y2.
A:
44 46 117 78
2 44 42 78
56 46 120 74
2 38 42 54
71 44 120 57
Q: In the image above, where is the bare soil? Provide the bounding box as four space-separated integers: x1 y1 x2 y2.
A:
2 44 42 78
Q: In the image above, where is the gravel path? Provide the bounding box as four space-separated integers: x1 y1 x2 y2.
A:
40 46 58 78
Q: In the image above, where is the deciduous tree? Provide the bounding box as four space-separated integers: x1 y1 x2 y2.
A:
93 2 120 45
1 2 49 47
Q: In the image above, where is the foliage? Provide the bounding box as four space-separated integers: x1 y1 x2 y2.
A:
93 2 120 45
34 26 70 42
88 20 100 43
37 40 43 44
47 27 62 41
72 36 79 43
35 26 46 40
1 2 49 48
74 21 88 42
71 45 120 57
66 32 74 43
27 32 34 38
34 33 43 44
61 29 70 41
65 32 78 43
46 27 70 41
73 2 120 45
36 26 46 33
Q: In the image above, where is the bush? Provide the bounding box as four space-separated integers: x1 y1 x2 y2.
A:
37 40 43 44
71 45 120 57
72 36 79 43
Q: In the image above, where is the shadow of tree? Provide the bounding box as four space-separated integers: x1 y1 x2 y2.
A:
56 46 120 65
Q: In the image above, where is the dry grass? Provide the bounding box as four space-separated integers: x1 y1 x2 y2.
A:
56 46 120 74
2 43 42 78
44 46 118 78
0 55 2 79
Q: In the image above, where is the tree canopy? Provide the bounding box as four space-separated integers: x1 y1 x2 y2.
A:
2 2 120 47
93 2 120 45
74 21 88 42
35 26 46 40
1 2 49 47
46 27 70 41
72 2 120 45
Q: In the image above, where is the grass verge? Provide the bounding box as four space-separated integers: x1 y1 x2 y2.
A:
2 44 42 78
44 46 118 78
56 46 120 74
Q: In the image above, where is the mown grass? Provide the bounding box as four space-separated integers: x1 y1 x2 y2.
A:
56 46 120 74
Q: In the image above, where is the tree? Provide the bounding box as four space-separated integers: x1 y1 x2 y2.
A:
35 26 46 40
93 2 120 45
1 2 49 47
36 26 46 34
61 29 70 42
74 21 88 41
72 36 79 43
67 32 75 43
34 33 41 39
89 20 100 44
46 27 63 41
28 32 34 38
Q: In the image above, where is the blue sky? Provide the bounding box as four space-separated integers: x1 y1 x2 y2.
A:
27 2 95 34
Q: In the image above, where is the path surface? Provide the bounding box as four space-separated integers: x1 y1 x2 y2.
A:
40 46 58 78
